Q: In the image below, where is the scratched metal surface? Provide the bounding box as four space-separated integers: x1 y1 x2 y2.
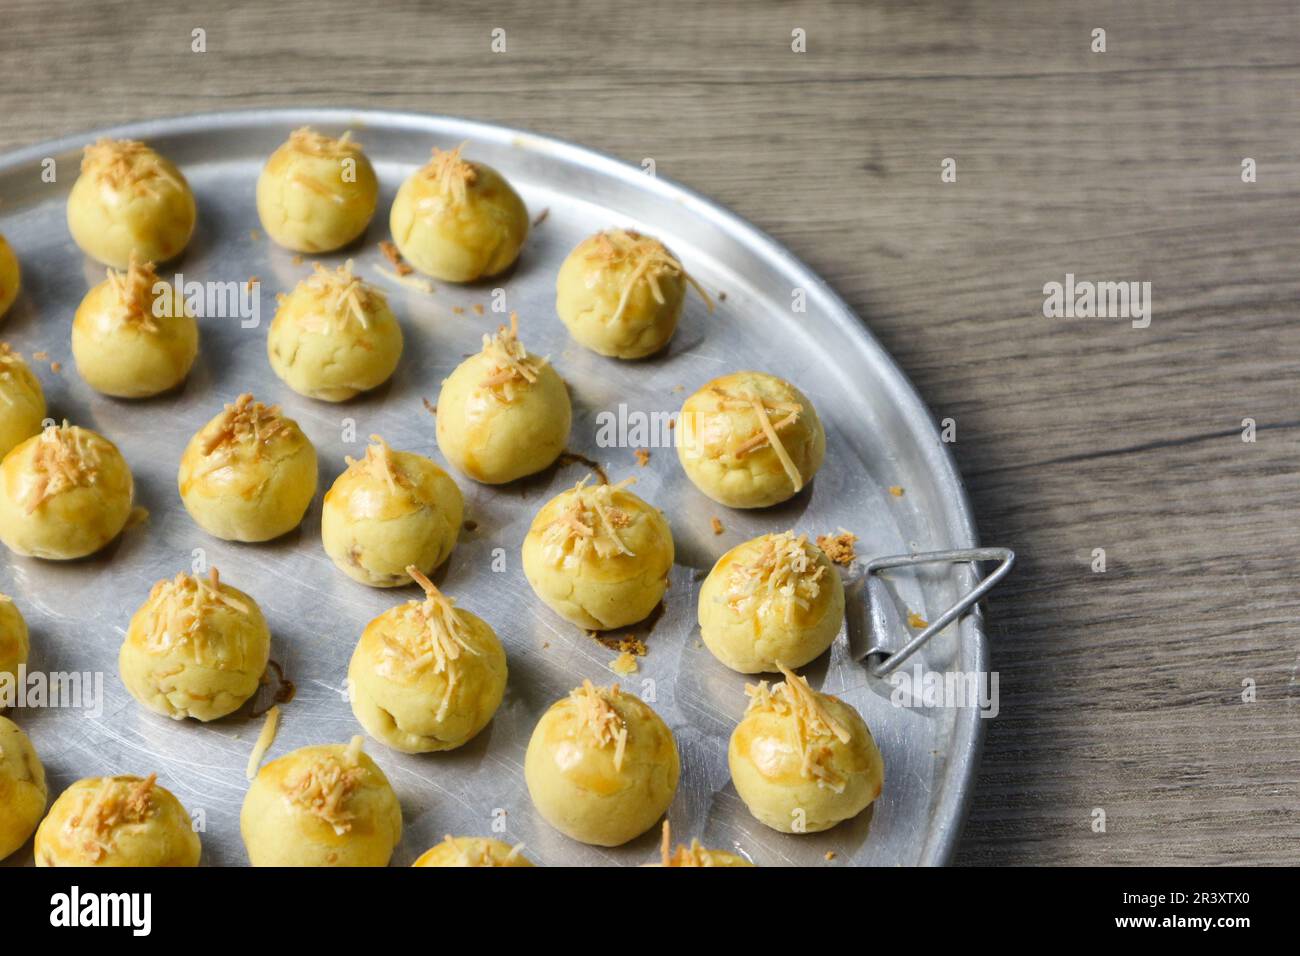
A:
0 109 985 867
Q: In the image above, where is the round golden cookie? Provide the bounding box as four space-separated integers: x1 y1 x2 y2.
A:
521 478 673 631
240 737 402 867
645 822 753 867
676 370 826 509
0 233 20 320
698 531 844 674
525 682 679 847
555 229 711 359
256 127 378 253
0 423 134 560
35 774 200 867
267 262 403 402
0 344 44 463
728 665 883 834
178 394 318 542
322 437 462 588
66 139 196 269
0 594 30 694
389 144 528 282
119 567 271 722
349 568 506 753
412 835 533 867
435 313 570 484
0 716 45 861
72 254 199 398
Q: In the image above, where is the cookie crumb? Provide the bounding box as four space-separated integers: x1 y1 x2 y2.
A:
423 398 437 416
610 651 639 677
888 485 905 497
710 516 724 536
824 850 836 861
472 303 485 316
379 240 414 276
532 208 550 227
816 529 857 566
907 611 928 629
634 448 650 467
249 229 262 241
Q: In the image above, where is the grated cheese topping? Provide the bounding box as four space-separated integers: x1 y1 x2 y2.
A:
142 566 251 656
283 736 369 835
658 820 725 867
0 343 30 407
478 311 547 401
344 435 406 495
287 126 362 158
245 704 281 781
724 531 826 624
569 680 629 772
65 775 158 863
295 260 383 333
198 394 292 460
744 664 852 791
439 834 528 867
586 229 714 322
380 567 480 721
22 422 102 514
418 143 478 204
81 139 183 196
541 477 638 565
706 385 805 491
102 252 164 333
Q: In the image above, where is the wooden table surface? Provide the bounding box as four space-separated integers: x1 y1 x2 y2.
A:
2 0 1296 865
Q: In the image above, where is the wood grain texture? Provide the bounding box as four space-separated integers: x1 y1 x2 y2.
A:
2 0 1297 865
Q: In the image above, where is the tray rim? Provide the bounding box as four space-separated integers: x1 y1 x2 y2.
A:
0 107 986 866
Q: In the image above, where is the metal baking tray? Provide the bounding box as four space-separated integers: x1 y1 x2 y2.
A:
0 109 990 866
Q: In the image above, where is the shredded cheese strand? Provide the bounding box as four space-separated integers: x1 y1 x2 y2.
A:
570 680 629 772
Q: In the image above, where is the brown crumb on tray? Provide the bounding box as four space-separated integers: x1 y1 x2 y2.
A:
610 651 639 677
817 529 857 566
634 449 650 467
291 254 304 266
889 485 905 497
532 208 550 227
462 520 478 532
907 611 928 629
824 850 836 862
246 276 259 290
718 291 728 302
32 351 48 361
249 229 262 242
50 361 63 373
452 306 464 315
379 240 414 276
423 398 437 416
472 303 485 316
710 516 724 536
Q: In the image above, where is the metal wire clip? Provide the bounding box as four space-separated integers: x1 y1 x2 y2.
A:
859 547 1015 678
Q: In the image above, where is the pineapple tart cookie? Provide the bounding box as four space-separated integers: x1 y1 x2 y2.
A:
0 716 45 861
348 567 507 753
412 835 533 867
555 228 713 359
729 665 883 834
256 127 379 253
435 312 570 484
525 681 679 847
322 436 463 587
267 261 403 402
67 139 196 269
0 233 20 319
646 822 753 868
0 343 45 460
178 394 318 542
698 531 844 674
677 370 826 509
72 253 199 398
389 144 528 282
522 477 673 631
35 774 201 867
0 594 30 693
0 422 134 560
119 567 271 722
241 736 402 867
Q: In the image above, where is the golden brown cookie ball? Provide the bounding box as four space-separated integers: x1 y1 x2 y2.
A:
0 234 20 320
119 568 271 722
240 737 402 867
66 139 196 269
0 343 45 461
72 254 199 398
728 665 883 834
435 313 570 484
267 261 403 402
35 774 200 867
0 423 134 560
646 822 753 867
555 229 712 359
525 681 679 847
0 594 30 694
698 531 844 674
521 478 673 631
322 436 462 588
348 568 507 753
676 371 826 509
0 716 45 861
412 835 533 867
178 394 318 542
389 144 528 282
256 127 378 253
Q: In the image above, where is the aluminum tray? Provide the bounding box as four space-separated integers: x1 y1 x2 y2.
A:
0 109 987 867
